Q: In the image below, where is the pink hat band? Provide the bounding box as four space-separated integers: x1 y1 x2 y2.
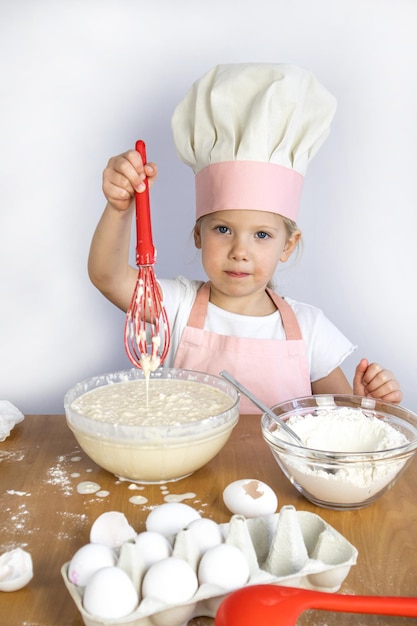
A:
195 161 303 222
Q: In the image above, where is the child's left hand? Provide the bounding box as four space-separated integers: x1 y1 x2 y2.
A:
353 358 402 404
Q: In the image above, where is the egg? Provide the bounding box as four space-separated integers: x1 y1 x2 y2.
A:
145 503 201 537
134 531 172 568
83 566 138 619
185 518 223 556
223 479 278 518
198 544 250 591
90 511 136 548
68 543 116 587
141 557 198 604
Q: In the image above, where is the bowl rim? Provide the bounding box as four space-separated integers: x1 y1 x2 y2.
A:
261 393 417 460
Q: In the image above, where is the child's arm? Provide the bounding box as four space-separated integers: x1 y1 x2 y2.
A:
88 150 158 312
311 368 353 396
312 360 402 404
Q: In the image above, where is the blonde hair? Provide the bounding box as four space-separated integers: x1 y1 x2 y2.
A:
283 216 301 242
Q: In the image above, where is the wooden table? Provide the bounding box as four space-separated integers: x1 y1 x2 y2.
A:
1 414 417 626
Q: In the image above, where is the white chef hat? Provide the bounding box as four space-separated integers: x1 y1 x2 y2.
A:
171 63 336 222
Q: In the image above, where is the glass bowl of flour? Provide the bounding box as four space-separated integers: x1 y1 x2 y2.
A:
64 368 239 483
261 395 417 510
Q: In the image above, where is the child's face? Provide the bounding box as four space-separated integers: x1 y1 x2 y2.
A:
194 209 300 304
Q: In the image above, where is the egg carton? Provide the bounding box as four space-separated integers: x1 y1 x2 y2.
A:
62 505 358 626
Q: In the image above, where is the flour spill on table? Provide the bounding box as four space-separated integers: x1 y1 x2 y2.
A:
0 449 25 463
2 502 36 550
45 453 78 496
36 451 210 515
57 511 88 524
2 447 207 535
9 503 30 531
55 511 89 540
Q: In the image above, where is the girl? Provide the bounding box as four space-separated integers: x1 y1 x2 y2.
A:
88 63 402 413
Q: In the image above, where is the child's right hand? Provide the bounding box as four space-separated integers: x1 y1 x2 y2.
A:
102 149 158 212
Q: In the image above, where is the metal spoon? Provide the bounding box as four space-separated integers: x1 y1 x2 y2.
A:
219 370 303 446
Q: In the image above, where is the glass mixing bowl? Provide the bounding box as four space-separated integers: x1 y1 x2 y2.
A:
261 395 417 510
64 368 240 483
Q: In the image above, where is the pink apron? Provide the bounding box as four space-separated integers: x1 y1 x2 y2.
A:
174 282 311 414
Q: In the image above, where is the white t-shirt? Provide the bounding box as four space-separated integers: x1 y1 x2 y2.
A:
159 276 356 382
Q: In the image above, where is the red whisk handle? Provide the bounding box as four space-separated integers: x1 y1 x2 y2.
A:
135 140 156 266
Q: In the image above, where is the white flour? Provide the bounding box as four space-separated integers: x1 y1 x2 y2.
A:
282 407 409 505
287 407 407 452
46 456 74 497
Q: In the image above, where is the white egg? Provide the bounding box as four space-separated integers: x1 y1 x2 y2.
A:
134 531 172 568
142 557 198 604
145 503 201 537
223 479 278 518
198 544 250 591
185 518 223 556
68 543 116 587
90 511 136 548
83 566 138 619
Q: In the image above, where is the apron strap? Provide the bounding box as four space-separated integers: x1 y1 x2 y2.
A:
187 282 303 341
187 282 211 328
266 289 302 340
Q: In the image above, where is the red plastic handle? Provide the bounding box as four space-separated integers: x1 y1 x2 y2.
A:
135 140 155 266
214 585 417 626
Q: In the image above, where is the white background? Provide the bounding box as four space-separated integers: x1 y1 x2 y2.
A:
1 0 416 414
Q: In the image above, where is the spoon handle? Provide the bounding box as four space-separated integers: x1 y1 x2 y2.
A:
215 584 417 626
219 370 303 445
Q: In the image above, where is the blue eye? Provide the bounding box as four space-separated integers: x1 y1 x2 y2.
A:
215 225 230 234
256 231 270 239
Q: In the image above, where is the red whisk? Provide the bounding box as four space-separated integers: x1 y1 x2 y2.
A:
124 140 171 371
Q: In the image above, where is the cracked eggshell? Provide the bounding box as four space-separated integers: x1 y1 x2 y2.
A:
68 544 117 587
223 479 278 518
0 401 24 442
0 548 33 592
90 511 136 548
145 503 201 537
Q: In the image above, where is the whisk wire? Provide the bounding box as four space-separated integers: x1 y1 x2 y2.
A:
124 268 171 368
